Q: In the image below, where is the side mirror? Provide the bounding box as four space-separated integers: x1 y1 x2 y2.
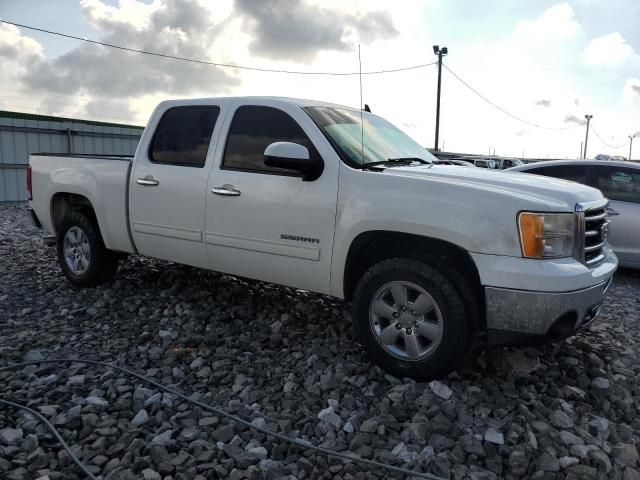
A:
264 142 324 181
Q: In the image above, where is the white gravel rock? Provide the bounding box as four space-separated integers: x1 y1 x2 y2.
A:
0 428 23 446
131 409 149 427
85 396 108 407
429 380 453 400
484 428 504 445
317 406 341 429
151 430 173 447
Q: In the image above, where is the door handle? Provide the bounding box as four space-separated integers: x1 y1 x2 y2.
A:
212 185 241 196
136 175 159 186
606 207 620 216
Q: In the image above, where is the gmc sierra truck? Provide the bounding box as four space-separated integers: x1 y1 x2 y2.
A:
28 97 617 380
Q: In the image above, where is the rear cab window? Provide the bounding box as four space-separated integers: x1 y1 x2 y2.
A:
149 106 220 167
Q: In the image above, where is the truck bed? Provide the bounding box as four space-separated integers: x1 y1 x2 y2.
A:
29 153 136 253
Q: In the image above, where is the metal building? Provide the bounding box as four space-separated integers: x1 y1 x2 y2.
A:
0 111 144 202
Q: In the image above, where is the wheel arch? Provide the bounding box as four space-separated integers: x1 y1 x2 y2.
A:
343 230 485 328
51 192 100 237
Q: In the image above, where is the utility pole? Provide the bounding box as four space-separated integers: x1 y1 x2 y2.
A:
433 45 448 151
580 141 583 160
630 134 635 160
583 114 592 159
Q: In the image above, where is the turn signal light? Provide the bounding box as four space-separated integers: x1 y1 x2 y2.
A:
518 212 545 258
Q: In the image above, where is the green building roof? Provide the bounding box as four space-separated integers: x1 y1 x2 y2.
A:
0 110 144 129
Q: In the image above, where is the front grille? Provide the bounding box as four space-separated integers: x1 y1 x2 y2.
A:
582 206 607 266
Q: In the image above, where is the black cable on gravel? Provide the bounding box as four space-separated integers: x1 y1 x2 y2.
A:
1 358 445 480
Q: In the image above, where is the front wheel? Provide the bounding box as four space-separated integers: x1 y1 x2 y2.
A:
57 211 119 287
352 258 472 381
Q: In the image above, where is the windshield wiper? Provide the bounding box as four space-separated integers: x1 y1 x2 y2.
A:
362 157 432 169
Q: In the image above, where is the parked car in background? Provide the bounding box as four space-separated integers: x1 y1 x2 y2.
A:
508 160 640 268
431 159 475 167
472 158 497 169
495 158 524 169
449 159 476 167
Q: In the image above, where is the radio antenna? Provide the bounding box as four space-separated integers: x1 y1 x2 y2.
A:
358 44 365 164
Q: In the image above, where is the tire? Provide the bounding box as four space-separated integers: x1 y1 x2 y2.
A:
352 258 472 381
57 211 119 287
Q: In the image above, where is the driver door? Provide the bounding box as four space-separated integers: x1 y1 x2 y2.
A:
204 100 339 294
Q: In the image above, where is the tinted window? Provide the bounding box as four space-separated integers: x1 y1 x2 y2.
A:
529 165 587 184
223 106 319 175
593 166 640 204
150 106 220 167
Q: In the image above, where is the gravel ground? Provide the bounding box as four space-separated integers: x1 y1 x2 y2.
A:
1 203 639 480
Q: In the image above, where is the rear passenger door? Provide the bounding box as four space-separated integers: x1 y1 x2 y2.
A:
204 101 339 294
130 103 225 267
589 165 640 266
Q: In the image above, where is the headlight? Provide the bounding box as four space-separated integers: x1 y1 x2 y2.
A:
518 212 575 259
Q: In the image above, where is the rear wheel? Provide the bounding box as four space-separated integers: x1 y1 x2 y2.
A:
57 211 119 287
352 258 472 380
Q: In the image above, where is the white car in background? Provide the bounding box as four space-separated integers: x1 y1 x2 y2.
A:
472 158 497 169
508 160 640 268
449 159 476 167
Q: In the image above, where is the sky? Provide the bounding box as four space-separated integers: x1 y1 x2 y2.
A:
0 0 639 159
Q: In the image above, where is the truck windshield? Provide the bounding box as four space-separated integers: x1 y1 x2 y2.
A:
304 106 437 168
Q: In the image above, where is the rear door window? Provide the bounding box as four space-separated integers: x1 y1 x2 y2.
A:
149 106 220 167
592 166 640 204
528 165 587 184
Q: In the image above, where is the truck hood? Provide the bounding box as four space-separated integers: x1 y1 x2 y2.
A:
386 165 604 211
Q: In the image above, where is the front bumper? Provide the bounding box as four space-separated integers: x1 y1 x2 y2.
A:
475 247 618 346
486 276 613 345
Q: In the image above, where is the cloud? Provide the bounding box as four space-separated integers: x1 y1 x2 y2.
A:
534 99 551 107
0 22 43 64
511 3 580 45
582 32 635 66
564 115 587 126
234 0 398 62
20 0 240 98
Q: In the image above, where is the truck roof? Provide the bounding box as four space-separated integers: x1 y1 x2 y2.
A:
157 96 360 111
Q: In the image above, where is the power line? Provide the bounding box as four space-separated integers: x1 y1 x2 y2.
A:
0 19 437 76
590 124 628 149
443 64 580 131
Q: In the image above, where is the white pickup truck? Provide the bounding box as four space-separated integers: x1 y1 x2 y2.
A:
28 97 617 380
